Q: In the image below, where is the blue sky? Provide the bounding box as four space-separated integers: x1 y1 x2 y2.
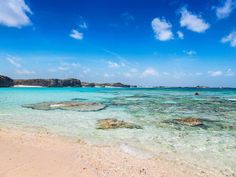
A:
0 0 236 87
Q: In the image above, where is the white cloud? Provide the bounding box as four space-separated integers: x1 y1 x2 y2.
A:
141 68 159 77
49 62 80 72
195 72 203 76
6 54 35 75
16 69 35 75
121 12 135 21
177 31 184 39
0 0 32 28
216 0 234 19
180 8 210 33
151 17 173 41
106 60 126 68
173 71 187 79
225 68 234 76
107 61 120 68
130 68 138 73
82 68 91 74
208 69 235 77
48 68 57 72
61 62 80 68
124 72 133 78
123 68 139 78
6 55 22 67
104 73 114 78
79 22 88 29
221 31 236 47
70 29 83 40
57 66 70 71
163 72 170 75
208 70 223 77
103 49 125 60
183 50 196 56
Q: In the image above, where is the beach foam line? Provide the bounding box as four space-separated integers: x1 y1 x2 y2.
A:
0 114 12 116
13 85 43 88
228 98 236 101
120 143 153 159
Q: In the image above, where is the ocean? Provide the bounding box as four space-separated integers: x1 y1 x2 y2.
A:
0 87 236 174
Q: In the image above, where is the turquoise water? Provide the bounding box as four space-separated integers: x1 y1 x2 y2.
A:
0 87 236 174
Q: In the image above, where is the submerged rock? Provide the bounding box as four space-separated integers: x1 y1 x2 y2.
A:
174 117 203 126
71 98 87 101
97 118 142 129
23 101 106 112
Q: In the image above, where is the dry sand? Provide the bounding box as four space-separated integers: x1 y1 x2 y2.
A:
0 128 220 177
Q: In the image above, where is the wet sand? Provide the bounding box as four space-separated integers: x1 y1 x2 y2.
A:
0 128 219 177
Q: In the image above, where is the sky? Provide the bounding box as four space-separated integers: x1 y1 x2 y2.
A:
0 0 236 87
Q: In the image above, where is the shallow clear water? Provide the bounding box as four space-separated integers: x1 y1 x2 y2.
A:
0 87 236 174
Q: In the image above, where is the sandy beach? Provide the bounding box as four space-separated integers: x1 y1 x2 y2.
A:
1 0 236 175
0 128 219 177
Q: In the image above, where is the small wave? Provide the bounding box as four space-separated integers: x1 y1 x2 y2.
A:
227 98 236 101
0 114 12 116
120 143 153 159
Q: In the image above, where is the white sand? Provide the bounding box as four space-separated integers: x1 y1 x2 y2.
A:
0 128 219 177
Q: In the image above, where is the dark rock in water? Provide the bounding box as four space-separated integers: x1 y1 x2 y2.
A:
0 75 14 87
164 117 236 131
14 78 81 87
111 101 128 106
174 118 203 126
97 118 142 129
23 101 106 112
195 92 200 96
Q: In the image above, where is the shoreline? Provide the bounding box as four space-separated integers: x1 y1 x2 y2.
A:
13 85 43 88
0 127 226 177
0 87 235 177
1 74 236 89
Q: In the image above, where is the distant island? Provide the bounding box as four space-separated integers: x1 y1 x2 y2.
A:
0 75 234 89
0 75 135 88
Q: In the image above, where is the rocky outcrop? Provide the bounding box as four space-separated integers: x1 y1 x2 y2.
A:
163 117 204 127
195 86 209 88
81 82 136 88
174 118 203 126
95 82 132 88
81 82 96 87
13 79 134 88
23 101 106 112
0 75 135 88
96 118 142 129
0 75 14 87
14 78 81 87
